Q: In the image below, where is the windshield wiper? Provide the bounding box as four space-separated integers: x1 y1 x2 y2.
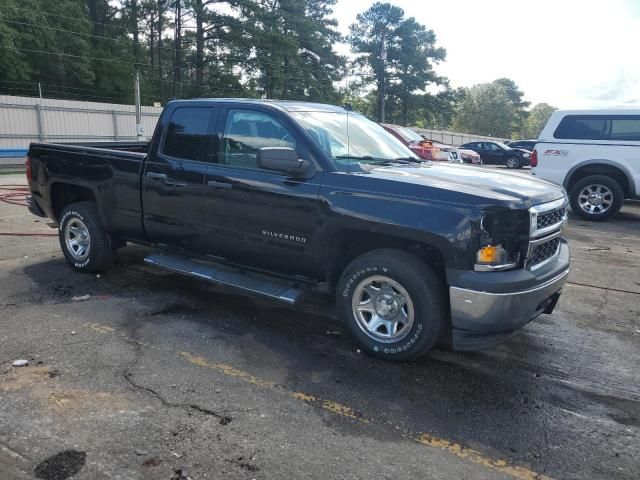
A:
334 155 377 161
391 157 422 163
369 158 421 165
334 155 421 165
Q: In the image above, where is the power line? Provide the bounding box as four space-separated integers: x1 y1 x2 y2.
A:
0 17 345 79
0 16 198 55
0 45 341 92
0 79 134 97
3 4 131 35
0 45 142 66
0 13 346 78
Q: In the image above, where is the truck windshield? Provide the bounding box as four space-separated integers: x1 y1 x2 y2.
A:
291 111 419 171
394 126 425 143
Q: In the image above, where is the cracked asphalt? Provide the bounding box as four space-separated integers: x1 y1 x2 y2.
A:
1 173 639 480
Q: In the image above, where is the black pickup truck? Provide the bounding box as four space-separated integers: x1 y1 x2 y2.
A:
26 99 570 361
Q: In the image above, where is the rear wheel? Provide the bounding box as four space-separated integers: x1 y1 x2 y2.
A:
59 202 115 272
505 156 521 169
569 175 623 221
336 249 447 361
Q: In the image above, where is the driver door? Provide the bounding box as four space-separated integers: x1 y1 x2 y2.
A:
203 107 322 277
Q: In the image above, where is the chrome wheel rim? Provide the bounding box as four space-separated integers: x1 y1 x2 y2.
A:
506 157 519 168
578 184 613 215
64 218 91 261
351 275 415 343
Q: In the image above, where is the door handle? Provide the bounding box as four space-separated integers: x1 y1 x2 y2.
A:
165 180 187 187
147 172 186 187
146 172 167 181
207 180 232 190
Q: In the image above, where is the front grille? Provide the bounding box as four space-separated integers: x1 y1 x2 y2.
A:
537 207 565 229
529 237 561 267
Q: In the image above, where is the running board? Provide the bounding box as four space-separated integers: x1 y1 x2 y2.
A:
144 253 303 305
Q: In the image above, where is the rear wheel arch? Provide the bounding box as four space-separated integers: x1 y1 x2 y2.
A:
50 182 98 222
58 201 115 272
569 174 624 221
564 161 631 198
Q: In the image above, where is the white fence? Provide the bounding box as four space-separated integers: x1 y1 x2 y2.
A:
0 95 507 168
0 95 162 149
413 127 508 146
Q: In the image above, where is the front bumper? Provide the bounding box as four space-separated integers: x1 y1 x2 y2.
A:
449 240 569 350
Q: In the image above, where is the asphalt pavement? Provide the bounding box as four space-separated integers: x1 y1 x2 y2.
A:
1 173 639 480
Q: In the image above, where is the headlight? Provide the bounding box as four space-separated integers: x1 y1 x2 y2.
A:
522 153 530 158
474 244 518 272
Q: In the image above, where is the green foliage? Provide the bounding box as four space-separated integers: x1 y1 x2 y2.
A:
1 0 95 96
452 83 516 138
0 0 344 104
451 79 540 138
0 0 553 139
236 0 345 102
521 103 557 139
493 77 529 136
348 2 446 124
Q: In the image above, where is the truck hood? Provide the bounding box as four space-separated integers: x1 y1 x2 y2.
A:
359 162 564 206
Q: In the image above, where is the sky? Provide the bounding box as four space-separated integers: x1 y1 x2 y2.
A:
333 0 640 109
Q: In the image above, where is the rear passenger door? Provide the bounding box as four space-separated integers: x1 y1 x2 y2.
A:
203 107 322 277
142 105 218 252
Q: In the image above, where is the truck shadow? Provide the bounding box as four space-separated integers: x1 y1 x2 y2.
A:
18 247 634 479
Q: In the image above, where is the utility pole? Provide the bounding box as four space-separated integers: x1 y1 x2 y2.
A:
38 82 47 140
379 41 387 123
134 70 144 138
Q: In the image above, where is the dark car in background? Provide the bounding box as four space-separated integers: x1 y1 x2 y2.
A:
459 141 531 169
508 140 537 152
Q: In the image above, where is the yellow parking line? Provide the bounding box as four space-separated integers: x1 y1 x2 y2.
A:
85 321 550 480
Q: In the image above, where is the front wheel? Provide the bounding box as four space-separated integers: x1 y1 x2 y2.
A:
59 202 115 273
505 156 521 169
336 249 447 361
569 175 624 221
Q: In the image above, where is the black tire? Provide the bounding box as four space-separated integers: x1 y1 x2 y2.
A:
58 201 115 273
336 249 447 362
505 156 521 169
569 175 624 222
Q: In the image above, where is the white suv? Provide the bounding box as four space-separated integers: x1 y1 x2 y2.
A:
532 109 639 221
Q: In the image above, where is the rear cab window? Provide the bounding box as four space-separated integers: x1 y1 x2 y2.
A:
162 107 215 161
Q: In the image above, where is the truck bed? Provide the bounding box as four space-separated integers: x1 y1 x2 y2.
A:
57 141 150 154
27 141 149 240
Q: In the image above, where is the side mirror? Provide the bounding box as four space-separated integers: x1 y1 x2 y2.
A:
257 147 314 177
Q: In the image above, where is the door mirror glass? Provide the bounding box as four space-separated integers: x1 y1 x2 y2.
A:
257 147 313 176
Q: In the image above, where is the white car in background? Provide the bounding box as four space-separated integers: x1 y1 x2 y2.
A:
532 109 640 221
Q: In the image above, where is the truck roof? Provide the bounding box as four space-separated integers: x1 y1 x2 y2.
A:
165 98 347 113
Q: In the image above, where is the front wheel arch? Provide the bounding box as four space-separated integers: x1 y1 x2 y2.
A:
336 248 448 361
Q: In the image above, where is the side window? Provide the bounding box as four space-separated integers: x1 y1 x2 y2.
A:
487 143 499 151
609 116 640 141
162 107 214 161
554 116 607 140
221 109 296 170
